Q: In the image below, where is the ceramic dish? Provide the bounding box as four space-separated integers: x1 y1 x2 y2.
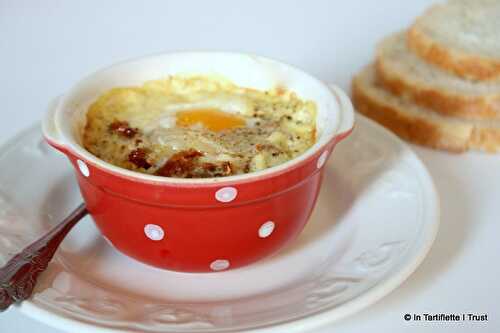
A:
0 115 438 332
42 53 354 272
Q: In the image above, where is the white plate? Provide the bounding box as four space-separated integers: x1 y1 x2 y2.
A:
0 115 439 333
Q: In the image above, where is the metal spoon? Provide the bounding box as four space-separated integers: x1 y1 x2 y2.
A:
0 203 88 311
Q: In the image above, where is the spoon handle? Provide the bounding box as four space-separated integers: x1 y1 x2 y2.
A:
0 203 88 311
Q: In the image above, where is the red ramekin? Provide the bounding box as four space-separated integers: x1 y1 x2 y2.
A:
42 53 354 272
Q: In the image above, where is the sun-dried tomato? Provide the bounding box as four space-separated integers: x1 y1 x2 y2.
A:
128 148 151 169
155 149 235 178
201 162 217 172
109 121 138 138
220 161 233 175
155 149 203 177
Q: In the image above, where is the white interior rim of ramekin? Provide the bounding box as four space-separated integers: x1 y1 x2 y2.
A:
49 52 354 185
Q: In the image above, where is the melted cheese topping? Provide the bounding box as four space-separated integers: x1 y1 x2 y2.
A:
83 76 317 178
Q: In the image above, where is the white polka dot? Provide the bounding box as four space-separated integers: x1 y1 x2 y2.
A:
210 259 230 271
317 150 329 169
215 187 238 203
258 221 275 238
77 159 90 177
144 224 165 241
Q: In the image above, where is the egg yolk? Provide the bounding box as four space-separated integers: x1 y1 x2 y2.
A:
176 108 246 131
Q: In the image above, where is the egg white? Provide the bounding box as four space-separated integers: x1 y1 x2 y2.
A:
139 94 251 133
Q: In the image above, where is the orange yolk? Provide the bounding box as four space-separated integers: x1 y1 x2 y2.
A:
176 108 246 131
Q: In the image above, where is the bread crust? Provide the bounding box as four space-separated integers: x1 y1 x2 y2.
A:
375 56 500 120
352 68 500 153
408 21 500 82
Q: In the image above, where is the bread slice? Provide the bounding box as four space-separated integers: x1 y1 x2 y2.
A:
352 65 500 153
376 32 500 120
408 0 500 81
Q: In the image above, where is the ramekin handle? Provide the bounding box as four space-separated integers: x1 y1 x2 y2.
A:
329 84 355 138
42 96 67 153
